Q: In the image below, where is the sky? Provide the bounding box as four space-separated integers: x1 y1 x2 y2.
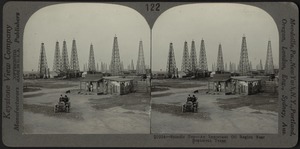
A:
152 3 279 71
24 3 279 72
24 3 150 72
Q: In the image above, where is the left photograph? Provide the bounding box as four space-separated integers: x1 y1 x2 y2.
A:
23 3 151 134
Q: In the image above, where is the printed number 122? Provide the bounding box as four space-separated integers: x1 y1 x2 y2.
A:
146 3 160 11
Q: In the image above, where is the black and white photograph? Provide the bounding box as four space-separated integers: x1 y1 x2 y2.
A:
151 3 279 134
2 1 298 148
23 3 151 134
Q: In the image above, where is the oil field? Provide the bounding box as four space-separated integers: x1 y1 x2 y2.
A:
151 36 278 134
23 37 151 134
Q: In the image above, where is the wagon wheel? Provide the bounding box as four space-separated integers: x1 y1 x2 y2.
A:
54 105 58 113
66 107 70 113
193 107 197 113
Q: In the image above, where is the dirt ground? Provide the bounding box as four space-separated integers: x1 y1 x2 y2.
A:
151 79 278 134
151 79 207 88
216 93 278 112
23 79 150 134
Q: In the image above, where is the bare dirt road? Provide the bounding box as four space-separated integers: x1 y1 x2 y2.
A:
23 79 150 134
151 79 278 134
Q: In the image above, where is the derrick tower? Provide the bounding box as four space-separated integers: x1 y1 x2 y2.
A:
53 41 61 72
110 36 121 75
166 43 177 77
61 40 69 72
216 44 224 71
88 44 96 71
101 62 104 72
229 62 233 72
259 59 263 70
265 40 274 74
70 39 80 71
181 41 190 73
190 40 197 72
131 59 135 70
38 43 48 78
136 40 146 74
238 36 250 75
199 39 208 71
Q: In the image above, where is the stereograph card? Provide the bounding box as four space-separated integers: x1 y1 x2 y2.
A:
1 1 299 148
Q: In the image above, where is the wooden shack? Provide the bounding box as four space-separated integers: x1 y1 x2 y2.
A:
80 74 104 93
103 77 135 95
231 76 262 95
208 74 232 94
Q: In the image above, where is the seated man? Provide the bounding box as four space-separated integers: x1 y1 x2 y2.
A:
63 95 69 103
187 94 192 102
59 94 63 102
192 95 197 102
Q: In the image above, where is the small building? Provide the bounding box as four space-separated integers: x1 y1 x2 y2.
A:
103 77 135 95
231 76 262 95
152 72 167 79
208 74 232 93
49 71 59 78
80 74 104 93
23 72 39 79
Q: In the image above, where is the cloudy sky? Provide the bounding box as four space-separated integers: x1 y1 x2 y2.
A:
24 3 150 71
152 3 279 71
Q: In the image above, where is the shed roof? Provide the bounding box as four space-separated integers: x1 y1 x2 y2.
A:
104 77 134 82
81 74 103 82
210 74 231 82
231 76 261 82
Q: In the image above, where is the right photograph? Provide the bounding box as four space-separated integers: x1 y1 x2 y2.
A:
151 3 279 134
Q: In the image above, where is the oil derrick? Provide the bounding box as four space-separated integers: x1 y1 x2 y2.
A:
265 40 274 74
216 44 224 71
225 62 228 71
229 62 233 72
136 40 146 74
190 40 197 72
199 39 208 71
110 36 121 76
70 39 80 71
257 59 263 70
88 44 96 71
166 43 177 77
101 62 104 72
259 59 263 70
53 41 61 72
97 63 99 72
238 36 250 75
249 61 252 71
181 41 190 73
61 40 69 72
38 43 48 78
131 59 135 70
